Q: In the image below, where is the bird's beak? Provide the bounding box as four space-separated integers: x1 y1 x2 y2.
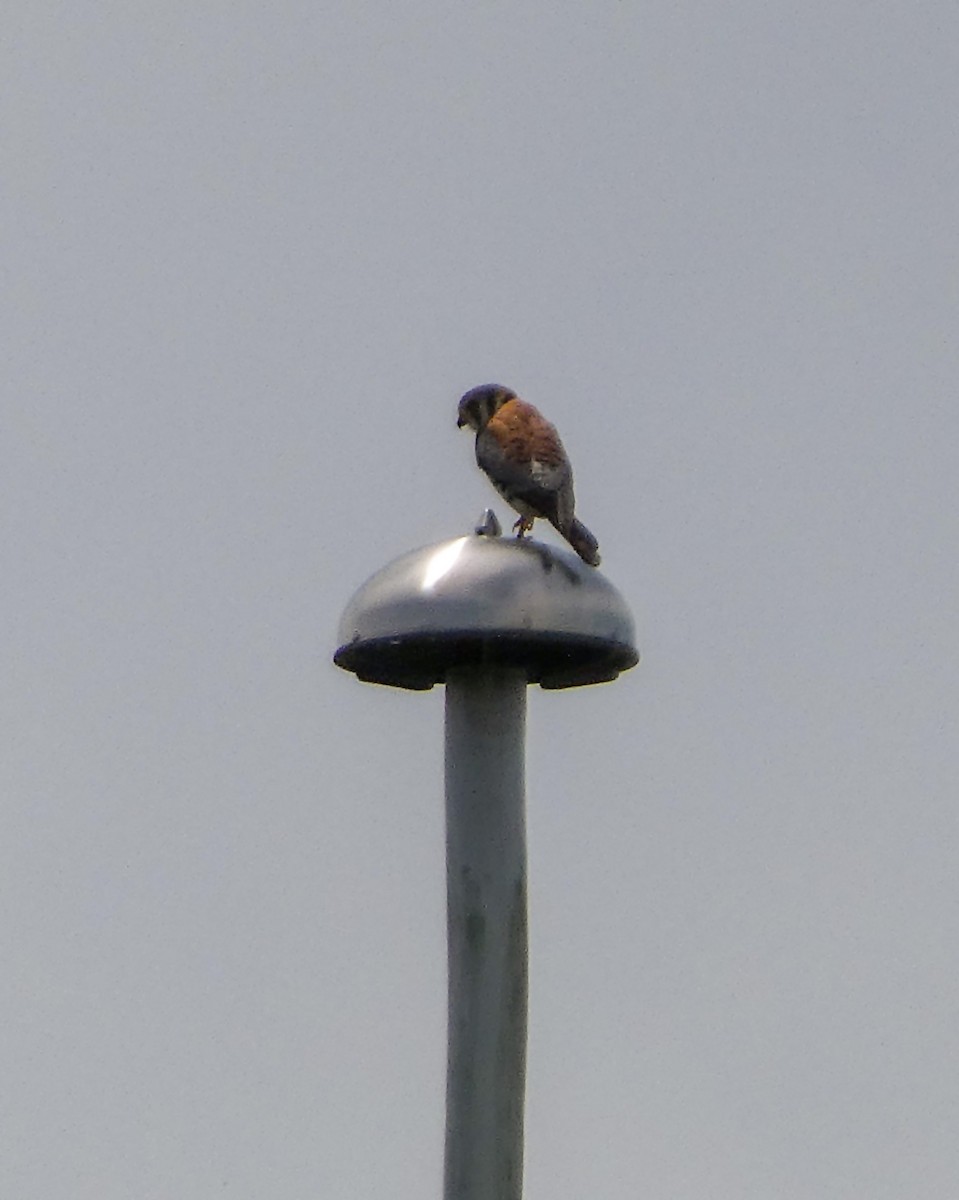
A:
456 415 467 428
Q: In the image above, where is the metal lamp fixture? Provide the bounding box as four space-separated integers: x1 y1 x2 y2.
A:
335 512 638 1200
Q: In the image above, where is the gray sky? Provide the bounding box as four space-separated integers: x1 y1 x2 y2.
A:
4 2 959 1196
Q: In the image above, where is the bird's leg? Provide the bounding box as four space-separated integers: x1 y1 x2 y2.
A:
513 515 535 539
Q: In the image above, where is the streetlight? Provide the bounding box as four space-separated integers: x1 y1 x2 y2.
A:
335 511 638 1200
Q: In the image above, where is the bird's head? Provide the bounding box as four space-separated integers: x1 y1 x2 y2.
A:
457 384 517 432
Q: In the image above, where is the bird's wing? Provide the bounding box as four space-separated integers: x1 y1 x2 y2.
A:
476 401 573 523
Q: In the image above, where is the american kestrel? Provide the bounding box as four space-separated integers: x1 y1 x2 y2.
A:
457 383 601 566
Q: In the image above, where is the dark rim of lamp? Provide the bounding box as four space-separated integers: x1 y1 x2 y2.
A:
334 629 639 691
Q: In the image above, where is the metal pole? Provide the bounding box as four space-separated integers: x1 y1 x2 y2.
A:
444 666 528 1200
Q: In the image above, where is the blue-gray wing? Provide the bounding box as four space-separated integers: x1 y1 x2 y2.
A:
476 427 574 529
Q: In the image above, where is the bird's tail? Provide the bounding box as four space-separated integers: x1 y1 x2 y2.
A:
566 518 601 567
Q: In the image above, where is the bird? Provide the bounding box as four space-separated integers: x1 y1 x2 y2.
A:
457 383 601 566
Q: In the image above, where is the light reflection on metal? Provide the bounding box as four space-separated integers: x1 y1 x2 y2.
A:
422 537 469 591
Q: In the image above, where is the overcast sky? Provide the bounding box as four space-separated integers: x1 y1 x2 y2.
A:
5 2 959 1196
